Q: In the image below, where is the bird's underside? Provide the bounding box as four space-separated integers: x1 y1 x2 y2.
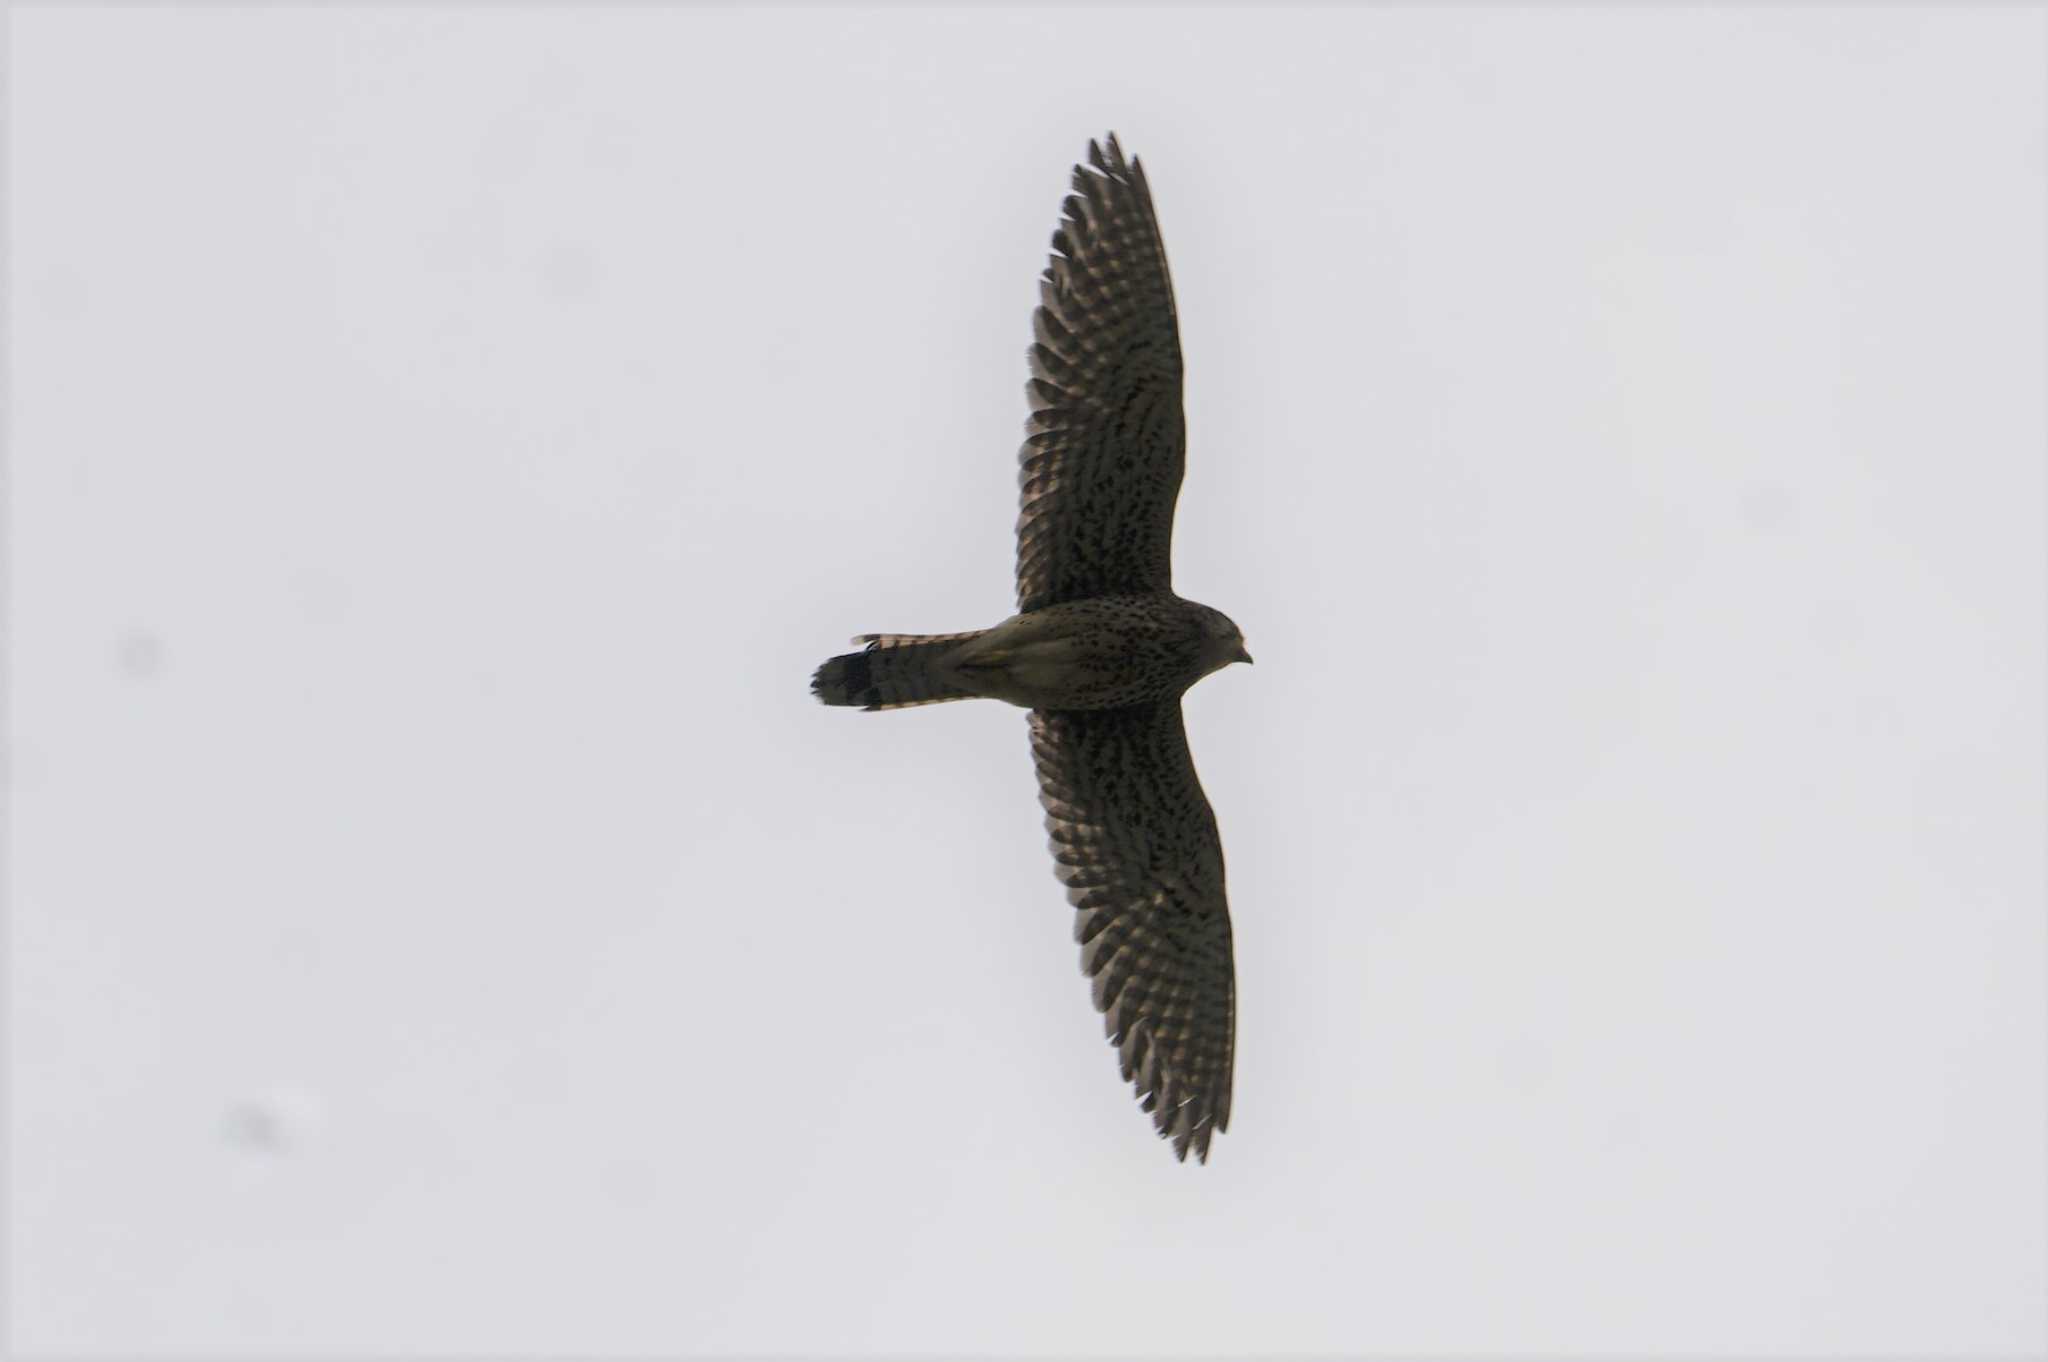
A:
811 135 1244 1162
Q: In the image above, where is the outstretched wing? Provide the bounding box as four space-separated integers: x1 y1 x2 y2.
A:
1029 701 1235 1161
1017 134 1186 614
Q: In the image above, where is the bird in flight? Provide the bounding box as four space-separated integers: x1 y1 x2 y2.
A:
812 134 1249 1162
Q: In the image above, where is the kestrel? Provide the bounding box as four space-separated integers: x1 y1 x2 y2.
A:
812 134 1248 1162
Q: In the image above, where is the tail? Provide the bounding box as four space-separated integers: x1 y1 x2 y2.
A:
811 631 987 710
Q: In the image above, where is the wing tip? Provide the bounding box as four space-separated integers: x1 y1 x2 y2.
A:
1082 131 1137 184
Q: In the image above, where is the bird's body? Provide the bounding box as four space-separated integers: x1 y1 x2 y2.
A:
811 135 1247 1162
813 594 1244 713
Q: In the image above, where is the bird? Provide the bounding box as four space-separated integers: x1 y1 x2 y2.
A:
811 134 1249 1162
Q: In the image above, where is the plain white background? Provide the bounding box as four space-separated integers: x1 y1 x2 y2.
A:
7 4 2044 1356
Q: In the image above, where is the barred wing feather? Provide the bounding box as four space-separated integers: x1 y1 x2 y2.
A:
1028 701 1235 1161
1018 135 1187 613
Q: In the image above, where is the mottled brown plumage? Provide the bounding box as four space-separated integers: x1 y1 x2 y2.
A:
811 135 1247 1162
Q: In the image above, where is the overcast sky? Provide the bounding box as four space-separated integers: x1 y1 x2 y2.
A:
8 4 2045 1356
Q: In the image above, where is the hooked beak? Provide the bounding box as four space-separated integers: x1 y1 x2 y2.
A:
1234 644 1254 666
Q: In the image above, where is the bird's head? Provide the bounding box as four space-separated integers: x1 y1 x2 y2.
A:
1193 604 1253 674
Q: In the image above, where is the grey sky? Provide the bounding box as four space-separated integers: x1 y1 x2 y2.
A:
8 4 2044 1355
